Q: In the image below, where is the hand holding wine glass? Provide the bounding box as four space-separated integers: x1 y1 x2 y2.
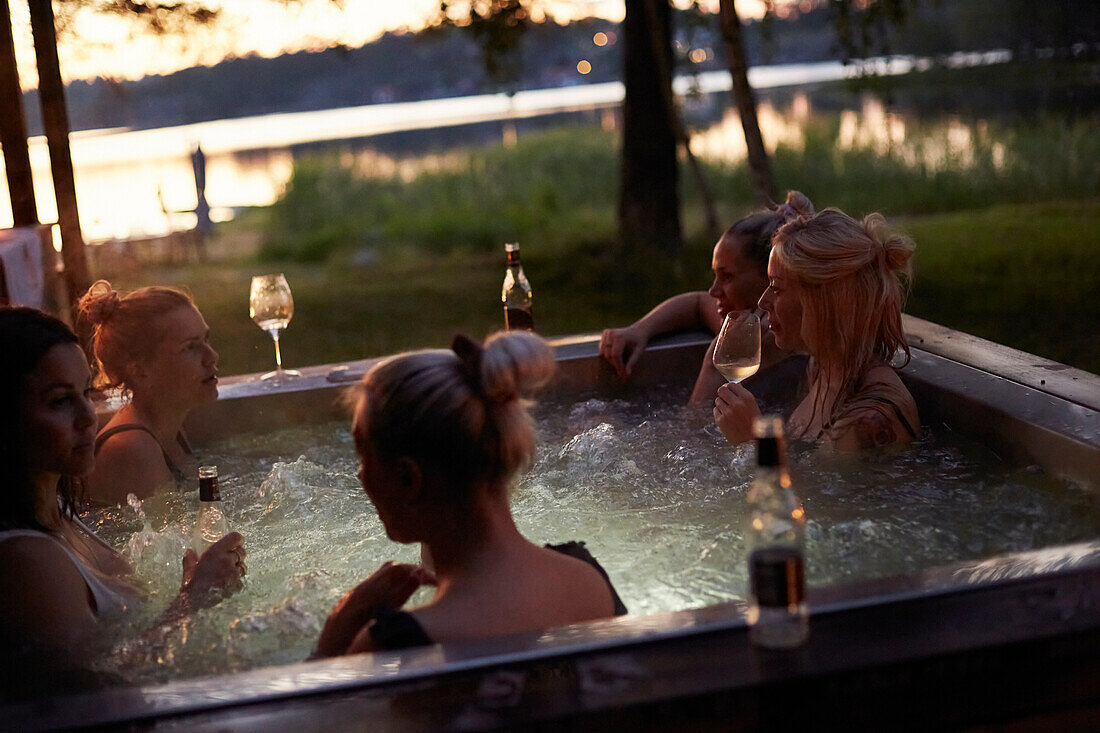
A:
712 310 761 384
249 274 300 380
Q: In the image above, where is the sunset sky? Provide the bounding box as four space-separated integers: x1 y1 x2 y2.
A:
8 0 768 89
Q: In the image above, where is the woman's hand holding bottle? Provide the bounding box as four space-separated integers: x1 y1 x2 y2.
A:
178 532 247 609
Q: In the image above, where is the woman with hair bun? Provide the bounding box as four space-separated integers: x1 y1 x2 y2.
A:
77 280 220 504
713 208 920 451
600 191 814 404
314 331 626 657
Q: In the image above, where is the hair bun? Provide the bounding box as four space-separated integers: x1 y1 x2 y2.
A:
78 280 121 324
776 190 814 222
862 213 914 274
480 331 554 404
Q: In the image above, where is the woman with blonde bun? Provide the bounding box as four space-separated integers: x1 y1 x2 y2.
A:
600 191 814 404
77 281 219 503
315 331 625 657
713 208 920 451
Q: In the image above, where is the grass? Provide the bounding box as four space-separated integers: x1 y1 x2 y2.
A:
104 198 1100 377
901 200 1100 372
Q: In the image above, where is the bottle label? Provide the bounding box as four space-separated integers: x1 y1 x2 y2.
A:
750 547 805 607
199 474 221 502
504 306 534 331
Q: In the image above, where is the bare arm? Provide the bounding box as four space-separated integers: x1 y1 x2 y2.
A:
0 537 99 654
315 562 436 658
600 291 719 378
829 409 916 453
688 337 726 405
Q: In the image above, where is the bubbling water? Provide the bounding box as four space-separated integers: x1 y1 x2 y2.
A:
83 386 1100 685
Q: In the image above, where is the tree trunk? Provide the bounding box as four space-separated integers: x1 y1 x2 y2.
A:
718 0 774 207
618 0 681 258
0 0 37 226
29 0 89 310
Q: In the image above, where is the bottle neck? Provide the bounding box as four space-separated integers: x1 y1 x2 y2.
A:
505 251 521 268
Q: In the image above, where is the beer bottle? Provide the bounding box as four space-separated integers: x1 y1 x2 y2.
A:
501 242 534 331
745 416 808 648
193 465 229 554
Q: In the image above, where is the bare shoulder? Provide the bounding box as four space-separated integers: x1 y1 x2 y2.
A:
0 535 97 642
86 429 174 503
542 544 617 617
863 365 920 428
831 367 921 452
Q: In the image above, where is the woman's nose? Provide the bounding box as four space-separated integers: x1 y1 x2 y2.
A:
77 394 97 429
205 343 219 365
757 289 771 312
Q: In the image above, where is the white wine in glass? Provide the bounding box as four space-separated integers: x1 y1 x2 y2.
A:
249 274 301 380
713 310 761 383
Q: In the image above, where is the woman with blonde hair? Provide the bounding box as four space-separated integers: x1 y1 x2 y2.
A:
713 208 920 450
600 191 814 404
77 281 220 503
315 331 625 657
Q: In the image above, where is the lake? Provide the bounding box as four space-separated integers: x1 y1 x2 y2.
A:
0 52 1012 244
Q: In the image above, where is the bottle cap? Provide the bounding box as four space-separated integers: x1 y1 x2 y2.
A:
504 242 520 253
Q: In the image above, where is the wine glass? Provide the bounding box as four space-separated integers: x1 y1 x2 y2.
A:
249 274 301 381
712 310 761 384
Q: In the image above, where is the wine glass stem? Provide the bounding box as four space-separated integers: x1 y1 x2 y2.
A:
271 332 284 370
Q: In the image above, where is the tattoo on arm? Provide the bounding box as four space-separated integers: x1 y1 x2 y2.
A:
854 411 897 449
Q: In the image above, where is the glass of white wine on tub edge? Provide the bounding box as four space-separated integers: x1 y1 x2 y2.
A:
249 273 301 381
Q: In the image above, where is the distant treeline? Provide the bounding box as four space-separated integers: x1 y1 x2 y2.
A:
19 0 1098 135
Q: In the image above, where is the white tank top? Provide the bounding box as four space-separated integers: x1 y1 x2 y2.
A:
0 524 136 617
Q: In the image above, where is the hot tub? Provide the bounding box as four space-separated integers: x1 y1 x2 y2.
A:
8 316 1100 730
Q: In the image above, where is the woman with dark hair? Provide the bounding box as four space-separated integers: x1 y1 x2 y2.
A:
599 191 814 403
0 307 245 673
314 331 625 657
713 207 920 451
77 280 220 503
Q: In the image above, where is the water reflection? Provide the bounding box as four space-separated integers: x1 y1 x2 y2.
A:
1 58 1023 243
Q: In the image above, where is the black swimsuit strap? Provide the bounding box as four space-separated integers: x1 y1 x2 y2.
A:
94 423 191 483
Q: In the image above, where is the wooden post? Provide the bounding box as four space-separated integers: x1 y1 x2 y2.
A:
28 0 88 309
0 0 38 226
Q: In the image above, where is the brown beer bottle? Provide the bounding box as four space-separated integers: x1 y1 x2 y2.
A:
502 242 534 331
745 416 808 648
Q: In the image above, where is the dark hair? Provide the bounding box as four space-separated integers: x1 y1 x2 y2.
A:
0 307 82 529
724 190 815 271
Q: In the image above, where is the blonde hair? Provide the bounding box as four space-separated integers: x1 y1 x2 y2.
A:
77 279 197 390
770 208 914 431
354 331 555 501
